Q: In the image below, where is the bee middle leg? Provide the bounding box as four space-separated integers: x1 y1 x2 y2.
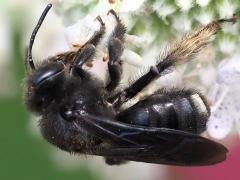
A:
106 9 126 91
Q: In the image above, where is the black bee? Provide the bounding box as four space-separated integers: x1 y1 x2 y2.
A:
24 3 236 166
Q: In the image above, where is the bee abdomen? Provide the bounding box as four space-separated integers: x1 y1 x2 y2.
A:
117 90 210 134
171 94 209 134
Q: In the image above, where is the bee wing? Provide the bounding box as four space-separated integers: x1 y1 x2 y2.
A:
77 115 227 166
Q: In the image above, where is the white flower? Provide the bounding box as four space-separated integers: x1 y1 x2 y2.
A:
172 13 192 32
218 36 236 55
153 1 176 19
52 0 96 7
207 53 240 139
199 65 216 87
218 0 237 19
175 0 194 12
207 84 237 139
216 53 240 85
196 0 211 7
119 0 145 12
53 0 110 24
125 34 150 48
221 21 239 34
64 15 102 48
194 9 214 25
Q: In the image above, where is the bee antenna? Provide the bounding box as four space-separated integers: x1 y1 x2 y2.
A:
27 3 52 70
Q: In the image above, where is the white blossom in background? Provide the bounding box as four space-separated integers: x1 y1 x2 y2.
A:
207 53 240 139
118 0 145 12
64 15 107 48
172 13 192 32
125 33 150 48
194 9 214 25
199 65 216 88
153 1 176 20
50 0 240 56
196 0 211 7
175 0 194 12
52 0 145 24
52 0 109 25
218 0 237 19
218 36 237 55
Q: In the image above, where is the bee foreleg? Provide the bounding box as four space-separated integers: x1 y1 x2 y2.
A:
72 44 96 78
85 16 106 46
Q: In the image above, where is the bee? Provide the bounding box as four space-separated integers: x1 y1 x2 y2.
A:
24 3 236 166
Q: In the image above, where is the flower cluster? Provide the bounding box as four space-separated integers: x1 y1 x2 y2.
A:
207 53 240 139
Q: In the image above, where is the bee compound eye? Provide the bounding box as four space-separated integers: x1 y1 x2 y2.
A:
60 107 75 122
32 62 64 88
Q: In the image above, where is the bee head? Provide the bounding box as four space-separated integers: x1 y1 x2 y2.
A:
25 62 65 113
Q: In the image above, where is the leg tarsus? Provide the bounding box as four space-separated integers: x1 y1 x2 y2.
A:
86 16 106 46
108 9 126 41
95 15 105 26
108 9 121 22
106 38 123 91
106 11 126 91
